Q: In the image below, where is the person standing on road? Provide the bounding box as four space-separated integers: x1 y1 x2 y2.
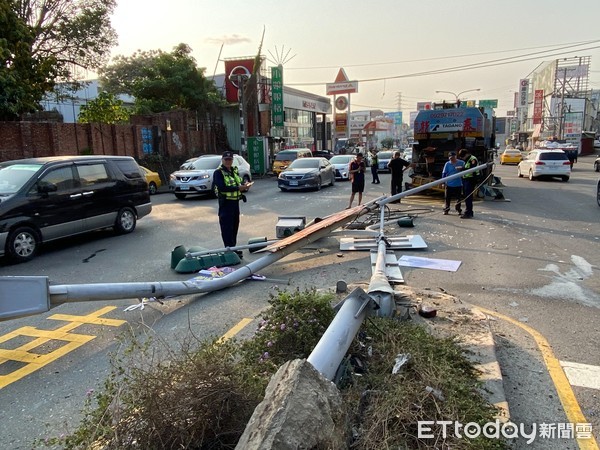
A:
347 152 366 208
387 151 411 202
457 148 479 219
369 148 380 184
213 151 251 257
441 151 465 215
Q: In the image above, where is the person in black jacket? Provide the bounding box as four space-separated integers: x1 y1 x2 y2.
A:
387 151 411 203
213 151 251 257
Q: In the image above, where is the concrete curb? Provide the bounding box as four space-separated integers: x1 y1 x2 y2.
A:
396 287 510 422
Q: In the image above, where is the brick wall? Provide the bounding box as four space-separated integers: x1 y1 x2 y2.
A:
0 122 217 163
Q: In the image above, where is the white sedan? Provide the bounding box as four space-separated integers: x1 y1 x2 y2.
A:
329 155 354 180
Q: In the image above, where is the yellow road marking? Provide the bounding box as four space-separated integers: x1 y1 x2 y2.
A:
480 307 599 450
49 306 126 327
0 307 124 390
218 318 253 343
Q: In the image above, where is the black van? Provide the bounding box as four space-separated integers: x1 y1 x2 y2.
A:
0 156 152 263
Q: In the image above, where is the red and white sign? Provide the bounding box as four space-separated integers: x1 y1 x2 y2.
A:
335 96 348 110
417 102 432 111
326 68 358 95
533 90 544 125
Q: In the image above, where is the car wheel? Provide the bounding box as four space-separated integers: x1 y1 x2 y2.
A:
329 174 335 187
597 181 600 207
315 177 322 191
528 170 536 181
279 187 287 192
595 162 600 172
6 226 39 263
242 175 251 184
114 207 136 234
148 182 158 195
517 166 523 177
175 193 187 199
561 176 569 182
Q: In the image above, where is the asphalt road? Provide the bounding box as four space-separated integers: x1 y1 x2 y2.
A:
0 154 598 448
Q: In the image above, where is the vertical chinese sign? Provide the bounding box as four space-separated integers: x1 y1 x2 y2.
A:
271 65 284 130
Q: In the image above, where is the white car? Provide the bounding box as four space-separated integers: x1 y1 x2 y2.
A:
329 154 354 180
517 149 571 182
376 150 394 172
593 139 600 149
169 154 252 199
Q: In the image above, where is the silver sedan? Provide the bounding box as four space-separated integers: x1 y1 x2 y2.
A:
278 157 336 191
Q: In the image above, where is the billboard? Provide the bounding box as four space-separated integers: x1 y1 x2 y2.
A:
224 58 256 103
384 111 403 125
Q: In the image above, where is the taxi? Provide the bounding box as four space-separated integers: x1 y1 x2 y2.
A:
499 149 522 165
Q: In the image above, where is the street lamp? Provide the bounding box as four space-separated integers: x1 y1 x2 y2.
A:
435 88 481 101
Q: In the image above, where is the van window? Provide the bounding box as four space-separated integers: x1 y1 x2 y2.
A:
77 163 111 185
0 164 42 194
35 166 78 192
113 159 144 179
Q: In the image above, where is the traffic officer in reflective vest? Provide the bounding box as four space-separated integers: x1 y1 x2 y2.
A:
457 149 479 219
213 151 251 257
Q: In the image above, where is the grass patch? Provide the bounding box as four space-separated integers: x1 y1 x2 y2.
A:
36 288 506 449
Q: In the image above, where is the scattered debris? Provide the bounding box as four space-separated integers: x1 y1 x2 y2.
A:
392 353 411 374
425 386 445 402
418 305 438 318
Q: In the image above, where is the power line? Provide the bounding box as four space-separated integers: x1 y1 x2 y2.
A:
286 41 600 87
285 39 600 71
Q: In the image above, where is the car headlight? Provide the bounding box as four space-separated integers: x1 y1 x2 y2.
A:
169 174 176 181
198 174 210 180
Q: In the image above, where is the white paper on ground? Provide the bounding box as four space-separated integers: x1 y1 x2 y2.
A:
397 255 462 272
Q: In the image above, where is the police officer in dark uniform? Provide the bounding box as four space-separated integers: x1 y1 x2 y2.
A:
457 149 479 219
213 151 251 257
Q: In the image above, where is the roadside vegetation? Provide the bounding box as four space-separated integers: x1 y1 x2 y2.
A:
36 288 506 449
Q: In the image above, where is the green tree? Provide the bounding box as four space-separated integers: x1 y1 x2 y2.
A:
78 91 130 124
0 0 117 120
381 137 394 149
100 43 225 115
16 0 117 79
0 0 56 120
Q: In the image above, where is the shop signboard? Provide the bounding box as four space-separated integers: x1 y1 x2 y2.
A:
335 113 347 138
519 79 529 107
479 99 498 109
247 136 268 175
384 111 403 125
271 65 284 128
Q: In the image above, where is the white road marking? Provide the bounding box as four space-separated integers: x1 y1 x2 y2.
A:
560 360 600 390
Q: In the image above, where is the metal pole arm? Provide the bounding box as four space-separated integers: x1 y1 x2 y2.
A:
379 162 491 206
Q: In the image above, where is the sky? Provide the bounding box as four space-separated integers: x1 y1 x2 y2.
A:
109 0 600 119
